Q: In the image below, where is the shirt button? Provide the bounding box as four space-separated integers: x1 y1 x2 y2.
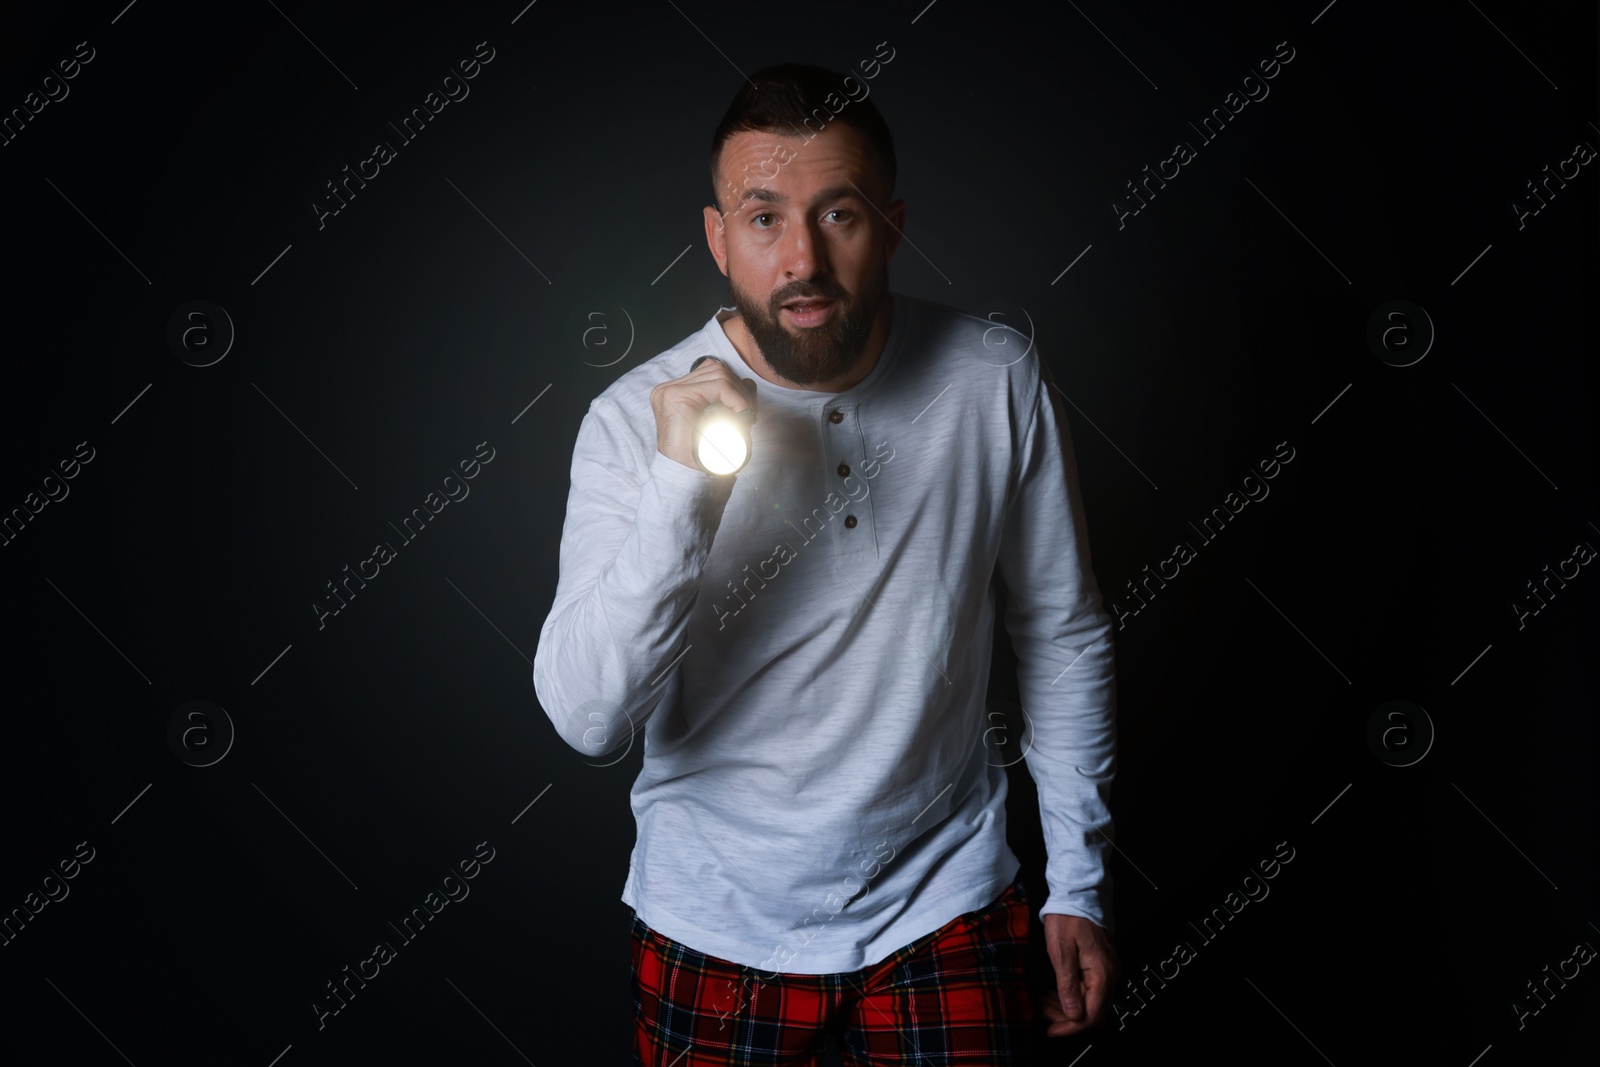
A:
837 463 851 477
828 410 844 424
844 515 858 528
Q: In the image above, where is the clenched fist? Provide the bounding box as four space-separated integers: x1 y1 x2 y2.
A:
650 356 758 473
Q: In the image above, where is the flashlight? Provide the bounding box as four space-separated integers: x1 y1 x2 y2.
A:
689 355 755 476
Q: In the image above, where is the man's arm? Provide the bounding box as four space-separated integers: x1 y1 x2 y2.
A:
532 394 734 756
993 353 1120 1032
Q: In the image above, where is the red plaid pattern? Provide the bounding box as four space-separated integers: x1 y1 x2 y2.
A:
631 879 1034 1065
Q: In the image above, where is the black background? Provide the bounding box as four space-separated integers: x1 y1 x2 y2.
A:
1 1 1594 1064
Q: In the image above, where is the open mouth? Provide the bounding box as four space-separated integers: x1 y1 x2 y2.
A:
781 299 836 327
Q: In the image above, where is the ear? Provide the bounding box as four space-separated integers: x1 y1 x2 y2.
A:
703 204 730 277
882 198 907 262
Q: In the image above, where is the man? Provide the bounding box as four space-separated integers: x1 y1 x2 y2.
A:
532 63 1119 1064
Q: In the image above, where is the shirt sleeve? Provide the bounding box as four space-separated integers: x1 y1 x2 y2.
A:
995 354 1119 931
532 394 735 756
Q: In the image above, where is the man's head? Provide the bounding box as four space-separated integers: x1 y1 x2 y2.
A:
703 64 905 388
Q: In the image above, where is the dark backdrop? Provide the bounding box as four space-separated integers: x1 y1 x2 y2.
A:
1 1 1594 1064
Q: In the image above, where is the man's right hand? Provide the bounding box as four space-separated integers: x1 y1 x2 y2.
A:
650 357 758 472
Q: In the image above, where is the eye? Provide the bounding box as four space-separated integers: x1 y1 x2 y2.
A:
825 209 853 223
752 212 776 229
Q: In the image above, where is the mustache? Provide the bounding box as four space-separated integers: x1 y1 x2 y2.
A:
770 280 849 307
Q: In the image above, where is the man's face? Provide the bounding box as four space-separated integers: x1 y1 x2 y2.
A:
703 124 905 387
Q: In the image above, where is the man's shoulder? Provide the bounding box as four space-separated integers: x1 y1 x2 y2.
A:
892 293 1046 402
899 291 1000 336
897 293 1040 365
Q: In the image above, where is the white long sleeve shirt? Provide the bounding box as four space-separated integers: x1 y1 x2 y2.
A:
532 292 1117 974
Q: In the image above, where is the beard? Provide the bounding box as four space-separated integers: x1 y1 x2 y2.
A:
728 267 887 387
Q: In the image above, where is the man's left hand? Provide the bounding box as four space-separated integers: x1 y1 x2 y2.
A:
1039 913 1119 1037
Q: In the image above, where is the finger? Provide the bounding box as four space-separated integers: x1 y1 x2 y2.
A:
680 362 756 416
715 374 755 415
1040 1001 1090 1039
1081 949 1116 1024
685 356 739 385
677 358 731 395
1038 992 1070 1032
1056 949 1086 1022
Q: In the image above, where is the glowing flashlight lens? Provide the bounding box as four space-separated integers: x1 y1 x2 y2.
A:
696 414 749 475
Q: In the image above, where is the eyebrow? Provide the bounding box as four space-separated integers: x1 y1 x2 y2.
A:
734 184 861 208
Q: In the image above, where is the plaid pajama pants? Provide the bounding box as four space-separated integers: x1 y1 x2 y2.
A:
630 879 1034 1065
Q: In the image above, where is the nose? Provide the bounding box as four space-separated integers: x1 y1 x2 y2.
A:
782 215 827 282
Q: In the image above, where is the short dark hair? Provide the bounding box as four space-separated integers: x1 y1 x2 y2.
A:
709 63 896 211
